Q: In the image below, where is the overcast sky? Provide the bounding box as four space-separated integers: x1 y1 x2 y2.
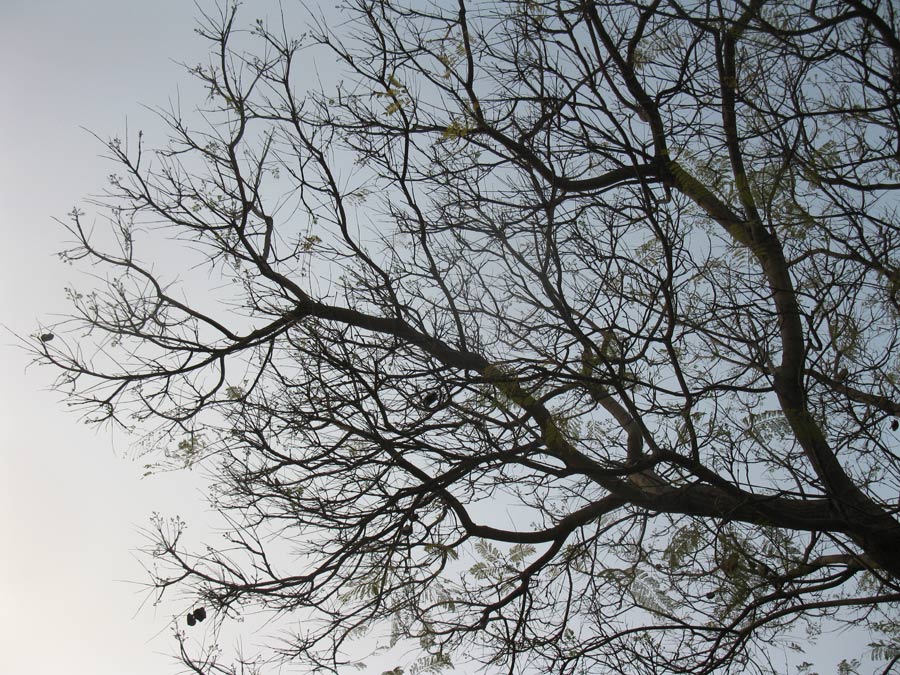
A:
0 2 221 673
0 2 876 674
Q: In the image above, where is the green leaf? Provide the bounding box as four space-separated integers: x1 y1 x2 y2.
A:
664 523 704 569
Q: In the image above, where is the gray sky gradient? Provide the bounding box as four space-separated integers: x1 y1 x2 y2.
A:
1 2 211 673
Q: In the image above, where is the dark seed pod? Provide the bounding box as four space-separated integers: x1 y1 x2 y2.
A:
187 613 196 626
400 523 414 536
39 333 54 342
891 418 898 432
193 607 207 622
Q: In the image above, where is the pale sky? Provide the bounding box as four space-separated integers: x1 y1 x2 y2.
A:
0 2 215 673
0 2 875 674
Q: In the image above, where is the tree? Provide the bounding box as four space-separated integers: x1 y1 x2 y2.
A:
37 0 900 673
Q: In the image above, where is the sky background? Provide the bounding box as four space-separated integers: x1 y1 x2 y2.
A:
0 1 875 674
0 2 219 673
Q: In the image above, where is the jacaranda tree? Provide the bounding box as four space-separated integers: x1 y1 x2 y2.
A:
38 1 900 673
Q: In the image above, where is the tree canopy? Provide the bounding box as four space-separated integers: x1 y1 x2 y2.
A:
39 0 900 673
